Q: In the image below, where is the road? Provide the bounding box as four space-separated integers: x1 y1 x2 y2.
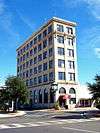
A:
0 110 100 133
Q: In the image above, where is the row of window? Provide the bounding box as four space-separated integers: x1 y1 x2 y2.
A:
17 47 53 65
33 88 54 104
17 47 74 65
18 25 52 56
57 24 73 34
57 35 74 45
17 60 53 74
24 72 54 86
58 72 75 81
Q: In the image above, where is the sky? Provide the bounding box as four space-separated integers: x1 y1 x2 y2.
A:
0 0 100 85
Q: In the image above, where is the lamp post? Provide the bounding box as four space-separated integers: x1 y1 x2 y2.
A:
51 83 58 103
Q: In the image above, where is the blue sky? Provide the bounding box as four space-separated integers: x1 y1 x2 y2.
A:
0 0 100 85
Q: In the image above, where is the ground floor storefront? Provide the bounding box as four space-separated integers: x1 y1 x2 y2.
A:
29 83 79 109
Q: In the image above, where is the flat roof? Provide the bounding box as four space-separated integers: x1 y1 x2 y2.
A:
17 17 76 51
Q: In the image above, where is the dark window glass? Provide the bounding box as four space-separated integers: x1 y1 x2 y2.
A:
58 72 65 80
43 39 47 48
57 35 64 43
43 51 47 59
49 60 53 69
48 25 52 34
38 76 42 83
38 34 42 41
43 62 47 71
38 43 42 51
43 30 47 38
57 24 64 32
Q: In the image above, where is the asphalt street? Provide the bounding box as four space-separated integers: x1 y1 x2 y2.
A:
0 110 100 133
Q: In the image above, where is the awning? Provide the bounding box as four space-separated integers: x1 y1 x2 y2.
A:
62 94 71 100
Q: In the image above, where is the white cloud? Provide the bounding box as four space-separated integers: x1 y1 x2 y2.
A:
95 48 100 58
16 10 36 31
63 0 100 20
78 26 100 59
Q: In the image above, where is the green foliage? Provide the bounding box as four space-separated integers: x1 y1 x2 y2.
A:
3 76 28 111
87 74 100 108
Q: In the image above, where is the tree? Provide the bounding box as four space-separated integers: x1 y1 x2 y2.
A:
87 74 100 109
5 76 28 112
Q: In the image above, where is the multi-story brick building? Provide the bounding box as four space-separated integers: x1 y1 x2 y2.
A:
17 17 79 109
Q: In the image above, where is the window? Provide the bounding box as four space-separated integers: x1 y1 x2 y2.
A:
57 24 64 32
20 56 22 62
34 56 37 64
68 49 74 57
30 40 33 47
49 48 53 57
23 46 26 53
43 51 47 59
48 36 52 45
49 60 53 69
34 37 37 44
20 65 22 71
43 30 47 38
44 89 48 103
43 39 47 48
23 72 26 78
23 54 25 61
57 35 64 43
43 62 48 71
17 67 19 73
26 43 29 50
30 69 33 76
68 73 75 81
49 72 54 81
39 90 42 103
30 59 33 66
38 64 42 73
66 27 73 34
34 77 37 85
26 61 29 68
26 52 29 58
43 74 48 82
17 58 19 65
58 72 65 80
34 46 37 54
58 47 65 55
30 49 33 56
48 25 52 34
38 43 42 51
30 78 33 86
26 79 29 86
38 54 42 62
26 70 29 78
69 88 76 94
68 61 75 69
38 33 42 41
23 63 25 70
34 67 37 74
58 59 65 68
69 98 76 104
68 38 74 46
38 76 42 83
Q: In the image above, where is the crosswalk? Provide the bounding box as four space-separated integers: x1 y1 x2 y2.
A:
0 118 100 130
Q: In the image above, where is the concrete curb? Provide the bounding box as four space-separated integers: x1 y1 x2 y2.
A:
0 111 26 118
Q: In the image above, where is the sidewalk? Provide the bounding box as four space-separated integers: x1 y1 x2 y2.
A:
32 107 99 113
0 111 26 118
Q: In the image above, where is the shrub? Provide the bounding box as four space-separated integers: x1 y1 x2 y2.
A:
54 101 60 110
